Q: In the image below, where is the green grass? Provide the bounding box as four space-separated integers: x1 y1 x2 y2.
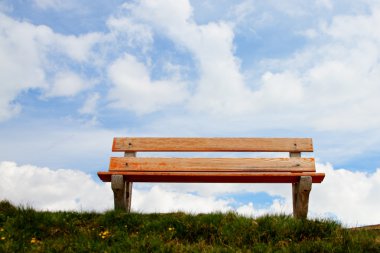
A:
0 200 379 252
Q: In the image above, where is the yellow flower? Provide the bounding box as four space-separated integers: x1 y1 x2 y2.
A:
1 237 5 240
168 227 175 231
0 228 4 232
30 237 40 244
99 230 111 239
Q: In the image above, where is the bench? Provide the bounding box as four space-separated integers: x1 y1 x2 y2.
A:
97 137 325 219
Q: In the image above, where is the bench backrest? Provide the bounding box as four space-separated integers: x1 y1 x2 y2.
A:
109 137 315 173
112 137 314 152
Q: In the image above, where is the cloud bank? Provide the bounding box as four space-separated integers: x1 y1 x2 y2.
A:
0 13 100 121
1 0 380 137
1 161 379 226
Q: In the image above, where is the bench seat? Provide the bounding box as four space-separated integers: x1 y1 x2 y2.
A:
98 171 325 183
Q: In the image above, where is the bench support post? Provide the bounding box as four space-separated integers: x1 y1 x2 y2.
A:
124 151 136 212
125 181 132 212
292 176 312 219
290 152 312 219
111 175 126 210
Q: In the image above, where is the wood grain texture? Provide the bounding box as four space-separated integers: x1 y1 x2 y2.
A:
293 176 312 219
112 137 313 152
109 157 315 172
124 151 135 212
98 171 325 183
111 175 126 211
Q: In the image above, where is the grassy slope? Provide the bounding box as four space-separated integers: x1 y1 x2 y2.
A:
0 200 379 252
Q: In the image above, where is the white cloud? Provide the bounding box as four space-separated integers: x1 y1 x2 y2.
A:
322 8 380 41
236 200 290 217
0 161 113 211
255 71 304 110
310 163 380 226
130 0 193 29
186 21 253 115
107 16 153 52
315 0 333 10
120 0 380 135
113 0 380 129
299 8 380 131
55 33 103 62
267 0 310 17
0 101 20 123
79 93 100 115
245 5 380 133
108 53 188 114
33 0 74 10
229 0 256 24
122 0 253 115
4 0 378 135
46 71 92 97
1 160 379 226
298 28 318 39
0 13 48 121
133 185 231 213
0 13 102 121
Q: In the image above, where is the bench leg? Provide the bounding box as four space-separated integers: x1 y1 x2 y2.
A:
292 176 312 219
125 182 133 212
123 152 135 212
111 175 126 211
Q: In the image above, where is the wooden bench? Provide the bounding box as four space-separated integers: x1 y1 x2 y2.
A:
97 137 325 219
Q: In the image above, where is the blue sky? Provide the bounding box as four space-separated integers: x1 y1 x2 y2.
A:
1 0 380 226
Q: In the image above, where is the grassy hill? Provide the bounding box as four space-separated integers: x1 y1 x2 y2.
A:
0 200 379 252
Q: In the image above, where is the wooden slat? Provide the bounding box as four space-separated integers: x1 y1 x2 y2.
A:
97 171 325 183
112 138 313 152
109 157 315 172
